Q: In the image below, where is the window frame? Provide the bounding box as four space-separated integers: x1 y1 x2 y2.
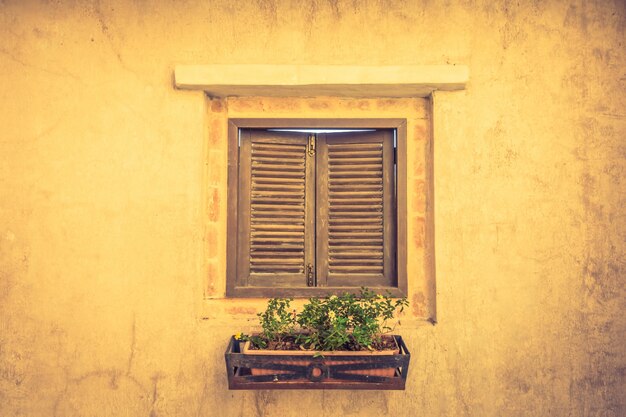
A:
226 118 408 298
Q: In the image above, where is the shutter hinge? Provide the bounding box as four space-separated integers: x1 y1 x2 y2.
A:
307 134 316 156
306 264 315 286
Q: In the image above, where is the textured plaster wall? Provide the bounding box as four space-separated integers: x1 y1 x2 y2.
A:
0 1 624 416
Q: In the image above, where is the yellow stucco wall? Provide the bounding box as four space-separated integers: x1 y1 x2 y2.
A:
0 1 624 416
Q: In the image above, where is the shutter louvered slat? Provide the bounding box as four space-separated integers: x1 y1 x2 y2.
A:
329 184 382 191
252 170 305 178
330 205 382 211
250 204 304 211
328 223 383 233
252 224 304 230
252 177 305 184
251 244 304 251
327 143 382 150
329 191 383 198
329 179 383 185
329 246 384 251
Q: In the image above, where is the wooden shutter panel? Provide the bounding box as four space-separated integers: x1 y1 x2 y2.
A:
316 130 396 287
237 130 315 288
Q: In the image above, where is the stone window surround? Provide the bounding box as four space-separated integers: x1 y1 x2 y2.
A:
174 64 468 326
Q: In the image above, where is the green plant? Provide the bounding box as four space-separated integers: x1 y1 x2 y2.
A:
245 297 296 349
243 288 408 352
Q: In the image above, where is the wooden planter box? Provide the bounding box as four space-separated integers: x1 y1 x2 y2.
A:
225 335 410 390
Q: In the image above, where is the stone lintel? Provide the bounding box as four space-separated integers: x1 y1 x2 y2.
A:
174 65 468 98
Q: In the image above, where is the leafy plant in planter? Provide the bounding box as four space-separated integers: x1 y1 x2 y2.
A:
243 288 407 353
296 288 407 352
246 297 297 350
230 288 410 387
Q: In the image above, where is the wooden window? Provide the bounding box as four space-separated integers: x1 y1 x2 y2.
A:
226 119 407 298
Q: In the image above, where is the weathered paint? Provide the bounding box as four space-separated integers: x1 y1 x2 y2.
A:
0 1 624 416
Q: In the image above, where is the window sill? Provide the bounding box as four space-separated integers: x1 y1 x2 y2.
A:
174 64 468 98
197 297 433 329
227 286 407 299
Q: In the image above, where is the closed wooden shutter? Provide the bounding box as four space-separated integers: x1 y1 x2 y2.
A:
316 130 396 287
236 130 315 288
